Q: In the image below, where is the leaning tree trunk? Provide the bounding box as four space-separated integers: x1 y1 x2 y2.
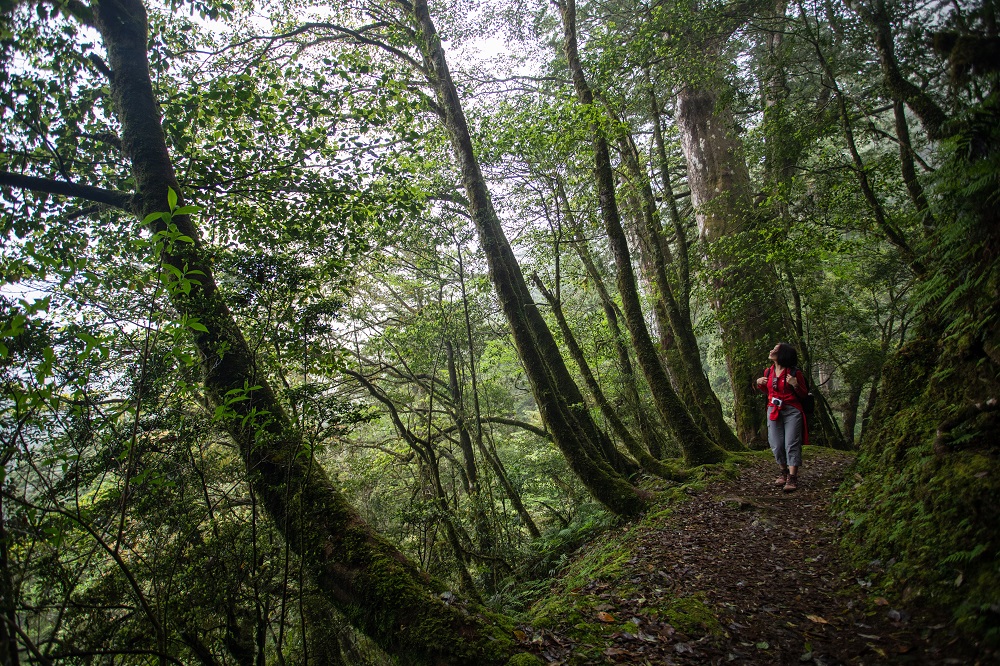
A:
675 76 791 449
408 0 647 515
558 0 728 465
531 275 685 480
559 190 674 459
88 1 526 663
618 134 744 452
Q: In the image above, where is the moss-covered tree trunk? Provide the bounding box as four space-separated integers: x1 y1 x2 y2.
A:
675 79 791 449
558 0 728 466
408 0 647 515
88 1 526 663
618 135 744 452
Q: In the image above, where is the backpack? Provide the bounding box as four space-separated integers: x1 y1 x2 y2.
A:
765 366 816 416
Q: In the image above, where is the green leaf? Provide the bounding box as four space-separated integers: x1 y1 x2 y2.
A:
167 186 178 211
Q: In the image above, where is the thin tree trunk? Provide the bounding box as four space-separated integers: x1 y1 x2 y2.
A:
558 0 728 465
842 381 865 447
850 0 949 140
617 134 744 452
0 494 20 666
781 264 849 449
802 10 926 275
893 101 935 233
409 0 647 515
531 275 685 480
446 341 478 495
558 179 673 459
455 241 541 538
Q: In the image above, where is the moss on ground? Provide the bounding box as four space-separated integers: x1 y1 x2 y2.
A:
647 592 724 636
523 470 726 661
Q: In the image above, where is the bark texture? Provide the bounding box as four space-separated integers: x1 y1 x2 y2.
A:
675 80 791 449
618 135 744 452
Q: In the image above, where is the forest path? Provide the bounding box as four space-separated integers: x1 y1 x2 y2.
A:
522 450 987 665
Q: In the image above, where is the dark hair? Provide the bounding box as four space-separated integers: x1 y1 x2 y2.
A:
774 343 798 368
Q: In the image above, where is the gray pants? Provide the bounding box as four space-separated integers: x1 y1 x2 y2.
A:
768 407 803 468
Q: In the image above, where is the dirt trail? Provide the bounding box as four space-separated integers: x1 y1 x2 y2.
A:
522 450 992 665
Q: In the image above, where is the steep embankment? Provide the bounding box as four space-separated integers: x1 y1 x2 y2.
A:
516 450 994 664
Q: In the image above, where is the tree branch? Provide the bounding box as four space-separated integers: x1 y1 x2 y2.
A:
0 171 133 211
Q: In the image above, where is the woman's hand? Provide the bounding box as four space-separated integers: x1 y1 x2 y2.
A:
756 376 767 387
786 375 798 389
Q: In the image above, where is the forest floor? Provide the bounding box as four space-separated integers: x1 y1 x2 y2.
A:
517 449 995 665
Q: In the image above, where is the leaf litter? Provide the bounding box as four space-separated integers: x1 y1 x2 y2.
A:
516 452 994 664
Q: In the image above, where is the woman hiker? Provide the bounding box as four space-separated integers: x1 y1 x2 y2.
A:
756 342 809 492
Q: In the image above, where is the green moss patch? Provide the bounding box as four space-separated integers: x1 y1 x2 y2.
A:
647 592 724 636
834 336 1000 643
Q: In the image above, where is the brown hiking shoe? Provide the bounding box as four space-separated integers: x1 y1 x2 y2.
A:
773 470 789 486
783 474 798 492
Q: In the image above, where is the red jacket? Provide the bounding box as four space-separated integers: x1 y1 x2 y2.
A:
758 366 810 443
760 366 809 409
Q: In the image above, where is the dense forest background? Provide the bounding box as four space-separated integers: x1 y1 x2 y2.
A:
1 0 998 662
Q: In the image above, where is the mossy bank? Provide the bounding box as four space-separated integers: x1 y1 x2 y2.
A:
834 336 1000 642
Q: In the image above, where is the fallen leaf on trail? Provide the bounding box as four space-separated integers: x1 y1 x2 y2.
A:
596 611 615 623
604 647 626 657
513 630 527 641
756 641 770 649
657 624 676 638
874 597 889 606
896 644 912 653
869 645 888 658
806 614 829 624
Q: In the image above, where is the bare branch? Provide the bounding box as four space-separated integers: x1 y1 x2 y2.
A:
0 171 133 211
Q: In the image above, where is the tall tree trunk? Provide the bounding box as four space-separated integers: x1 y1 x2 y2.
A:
618 134 744 452
559 186 674 459
675 75 791 449
558 0 728 465
531 275 684 480
408 0 647 515
848 0 949 140
88 1 525 663
841 381 865 447
893 100 935 233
